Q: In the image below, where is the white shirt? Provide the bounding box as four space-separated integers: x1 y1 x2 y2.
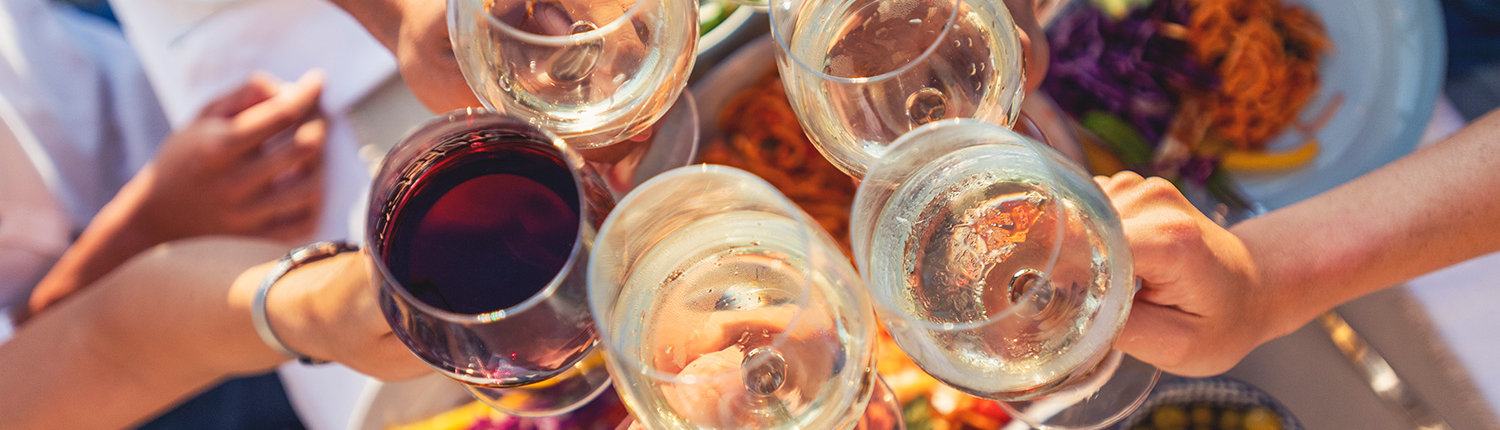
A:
0 0 170 313
104 0 407 428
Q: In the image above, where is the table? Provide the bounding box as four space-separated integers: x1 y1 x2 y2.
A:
106 0 1500 427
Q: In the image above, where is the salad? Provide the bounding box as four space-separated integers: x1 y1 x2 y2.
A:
1045 0 1334 184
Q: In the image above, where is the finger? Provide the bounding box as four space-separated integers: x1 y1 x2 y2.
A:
1119 211 1200 290
235 117 327 195
227 69 326 156
363 336 433 381
1003 0 1047 93
1115 301 1196 373
245 166 325 229
200 72 282 118
260 206 321 243
1099 171 1147 196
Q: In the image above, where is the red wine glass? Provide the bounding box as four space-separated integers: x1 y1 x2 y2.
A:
366 109 616 416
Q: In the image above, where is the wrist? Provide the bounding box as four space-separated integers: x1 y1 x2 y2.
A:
1231 217 1329 341
329 0 406 50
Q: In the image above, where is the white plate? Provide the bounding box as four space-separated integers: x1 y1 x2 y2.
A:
1225 0 1446 208
1045 0 1445 209
347 373 472 430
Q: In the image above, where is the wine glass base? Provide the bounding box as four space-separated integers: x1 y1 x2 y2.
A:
858 374 907 430
465 348 615 417
997 350 1161 430
577 91 700 198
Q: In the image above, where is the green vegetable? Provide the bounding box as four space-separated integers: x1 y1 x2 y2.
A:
1243 407 1281 430
1081 112 1155 166
1089 0 1155 18
1152 405 1190 430
698 1 737 36
902 396 934 430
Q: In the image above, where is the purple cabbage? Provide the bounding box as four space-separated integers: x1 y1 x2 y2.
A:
1042 0 1218 145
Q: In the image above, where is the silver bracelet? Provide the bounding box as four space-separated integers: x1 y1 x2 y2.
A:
252 241 359 365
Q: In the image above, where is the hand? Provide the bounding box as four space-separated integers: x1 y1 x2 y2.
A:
334 0 480 113
1096 172 1278 376
260 251 429 381
651 303 839 427
1004 0 1048 93
120 70 328 244
23 71 329 317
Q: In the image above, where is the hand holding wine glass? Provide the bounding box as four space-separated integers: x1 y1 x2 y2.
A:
448 0 698 147
1094 171 1277 377
852 119 1158 430
770 0 1026 177
367 110 615 416
588 166 900 429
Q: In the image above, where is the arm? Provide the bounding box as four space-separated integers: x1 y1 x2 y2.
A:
25 71 327 317
0 237 426 429
324 0 1046 113
326 0 479 113
1233 109 1500 335
1102 109 1500 376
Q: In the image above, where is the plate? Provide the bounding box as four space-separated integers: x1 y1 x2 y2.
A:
1048 0 1445 209
694 4 766 80
1113 377 1304 430
691 35 1084 163
1233 0 1444 209
346 373 472 430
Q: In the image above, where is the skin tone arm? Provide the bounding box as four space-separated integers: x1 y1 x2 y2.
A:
323 0 1049 113
1101 108 1500 377
0 237 427 429
25 71 328 318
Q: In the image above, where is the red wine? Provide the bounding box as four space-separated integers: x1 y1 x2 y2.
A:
380 138 581 315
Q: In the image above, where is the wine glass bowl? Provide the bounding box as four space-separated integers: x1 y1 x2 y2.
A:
368 109 615 416
768 0 1025 177
448 0 698 148
851 119 1156 429
588 165 883 429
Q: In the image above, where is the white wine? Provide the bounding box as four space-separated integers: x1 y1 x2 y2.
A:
453 0 698 147
608 211 873 429
774 0 1023 176
867 145 1131 400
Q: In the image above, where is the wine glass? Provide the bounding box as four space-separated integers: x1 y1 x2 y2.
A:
367 109 616 416
587 165 902 429
850 119 1160 429
575 90 700 198
448 0 699 148
768 0 1025 178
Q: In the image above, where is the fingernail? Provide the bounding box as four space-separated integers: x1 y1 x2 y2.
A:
296 68 326 89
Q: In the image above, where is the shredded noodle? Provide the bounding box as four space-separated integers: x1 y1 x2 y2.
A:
701 72 858 255
1184 0 1331 151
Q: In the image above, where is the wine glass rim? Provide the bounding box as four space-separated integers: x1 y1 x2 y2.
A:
768 0 1012 85
588 164 830 385
463 0 648 46
854 118 1071 332
367 108 595 324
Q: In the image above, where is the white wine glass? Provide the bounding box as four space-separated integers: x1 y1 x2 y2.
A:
769 0 1025 177
448 0 698 148
588 165 902 429
851 119 1160 429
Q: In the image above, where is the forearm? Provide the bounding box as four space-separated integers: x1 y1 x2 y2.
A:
1233 110 1500 337
0 238 288 429
327 0 406 50
27 195 160 315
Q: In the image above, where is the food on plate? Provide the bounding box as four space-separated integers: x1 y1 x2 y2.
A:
387 389 629 430
701 71 858 254
1045 0 1333 181
1127 402 1283 430
706 69 1012 430
699 0 739 36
